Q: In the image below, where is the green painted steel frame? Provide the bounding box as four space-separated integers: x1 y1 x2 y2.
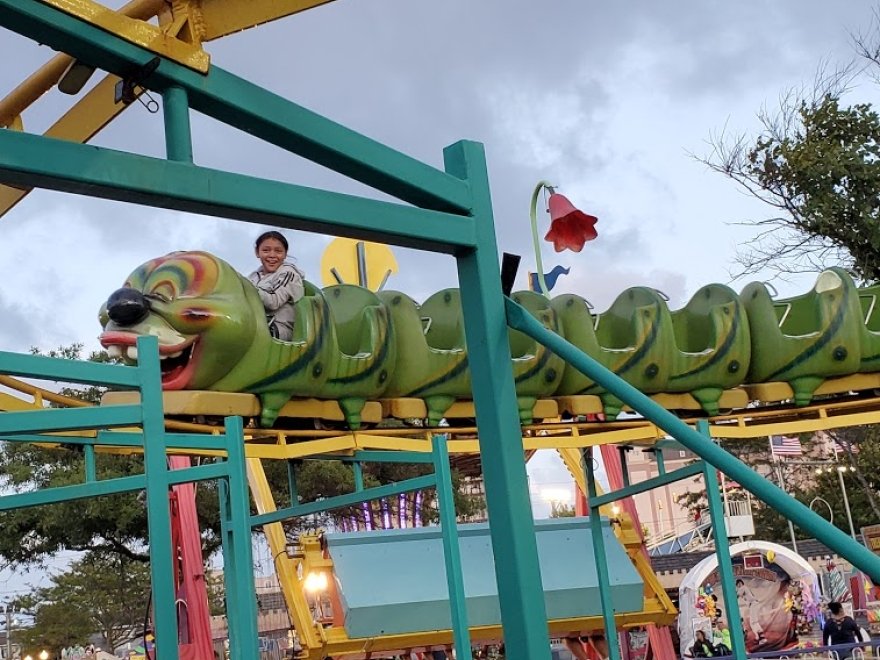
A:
506 296 880 658
0 3 553 657
0 336 259 660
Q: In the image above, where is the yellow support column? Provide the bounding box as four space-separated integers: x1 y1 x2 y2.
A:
245 457 323 652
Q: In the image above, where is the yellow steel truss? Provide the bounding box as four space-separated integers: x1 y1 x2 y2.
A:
0 0 339 218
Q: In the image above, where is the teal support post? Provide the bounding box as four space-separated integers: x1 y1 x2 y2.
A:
432 434 472 660
584 448 622 660
163 86 193 163
698 420 747 659
654 449 666 476
504 298 880 583
220 416 259 660
136 336 179 660
287 460 299 508
84 443 96 482
445 141 550 660
353 461 364 491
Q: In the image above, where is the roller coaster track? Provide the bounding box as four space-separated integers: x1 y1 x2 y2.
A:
4 374 880 459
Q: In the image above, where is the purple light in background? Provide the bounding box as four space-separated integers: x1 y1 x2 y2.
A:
414 491 423 527
380 499 392 529
340 518 349 533
399 493 407 529
361 501 373 530
350 515 358 531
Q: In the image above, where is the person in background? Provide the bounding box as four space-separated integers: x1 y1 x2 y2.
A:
249 231 305 341
712 621 731 655
823 601 859 659
736 578 767 646
691 630 715 658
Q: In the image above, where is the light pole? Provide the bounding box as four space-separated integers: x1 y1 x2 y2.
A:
836 466 858 540
2 605 19 660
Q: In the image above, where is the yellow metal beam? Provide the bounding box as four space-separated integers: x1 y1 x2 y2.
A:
39 0 210 71
245 458 323 650
0 0 163 127
0 73 134 217
194 0 337 42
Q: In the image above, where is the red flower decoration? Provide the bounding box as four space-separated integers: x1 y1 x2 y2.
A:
543 193 598 253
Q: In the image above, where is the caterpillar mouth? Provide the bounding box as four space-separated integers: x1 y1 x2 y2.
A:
99 332 198 389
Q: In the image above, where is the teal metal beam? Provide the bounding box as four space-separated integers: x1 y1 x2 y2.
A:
219 416 259 660
0 349 140 387
0 474 146 511
287 460 299 509
166 462 230 486
163 86 193 163
0 130 476 254
352 461 364 491
591 463 703 508
585 448 622 660
319 451 435 464
432 434 472 659
0 0 471 215
96 430 229 450
137 337 179 660
698 420 747 659
0 405 142 434
504 297 880 583
446 142 550 660
653 448 666 475
84 444 97 482
251 474 437 526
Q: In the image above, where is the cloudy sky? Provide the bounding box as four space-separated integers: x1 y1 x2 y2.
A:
1 3 880 530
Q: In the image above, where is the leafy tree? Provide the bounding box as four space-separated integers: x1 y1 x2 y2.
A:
549 502 576 518
13 553 152 653
679 427 880 542
700 92 880 281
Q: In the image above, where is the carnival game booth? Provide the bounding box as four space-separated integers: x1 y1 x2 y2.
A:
678 541 821 656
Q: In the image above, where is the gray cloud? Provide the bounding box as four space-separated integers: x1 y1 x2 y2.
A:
1 0 878 353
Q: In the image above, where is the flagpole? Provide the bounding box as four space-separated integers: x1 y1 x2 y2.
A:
770 436 799 554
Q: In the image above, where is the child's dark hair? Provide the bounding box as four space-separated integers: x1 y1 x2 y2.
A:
255 230 288 251
829 601 843 615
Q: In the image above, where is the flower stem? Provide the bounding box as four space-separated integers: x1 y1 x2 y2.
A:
530 180 553 298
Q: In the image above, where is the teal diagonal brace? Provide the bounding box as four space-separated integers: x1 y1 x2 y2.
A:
591 463 703 508
251 474 437 526
0 474 146 512
0 130 476 253
446 141 551 660
504 296 880 583
0 349 140 387
0 0 471 214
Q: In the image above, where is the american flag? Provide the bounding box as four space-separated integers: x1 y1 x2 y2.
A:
832 438 860 455
770 435 803 456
